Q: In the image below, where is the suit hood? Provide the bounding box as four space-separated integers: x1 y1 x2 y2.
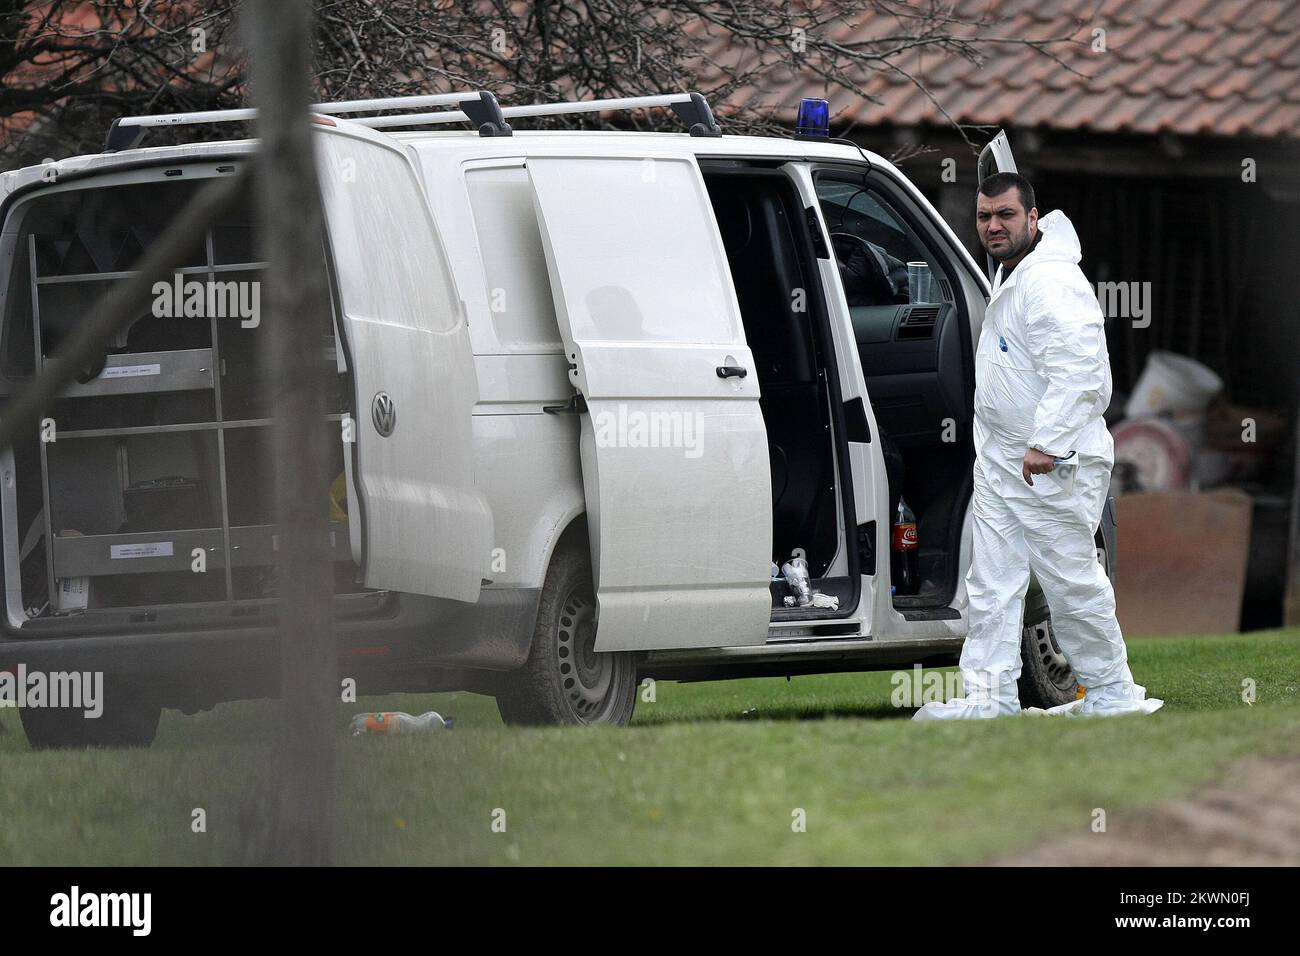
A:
991 209 1082 294
1022 209 1082 268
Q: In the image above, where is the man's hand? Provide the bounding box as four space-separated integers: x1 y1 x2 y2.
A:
1022 448 1056 486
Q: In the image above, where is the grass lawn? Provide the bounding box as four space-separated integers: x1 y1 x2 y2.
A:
1 628 1297 865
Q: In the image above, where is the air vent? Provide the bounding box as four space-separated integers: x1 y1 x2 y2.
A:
937 277 953 302
897 305 940 340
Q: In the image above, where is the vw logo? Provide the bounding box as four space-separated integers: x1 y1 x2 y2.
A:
371 391 396 437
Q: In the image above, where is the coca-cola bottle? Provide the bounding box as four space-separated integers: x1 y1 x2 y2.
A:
891 497 919 596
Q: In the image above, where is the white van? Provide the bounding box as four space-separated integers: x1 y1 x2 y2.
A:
0 91 1115 745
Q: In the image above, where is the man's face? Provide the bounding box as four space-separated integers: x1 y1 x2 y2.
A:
976 188 1038 262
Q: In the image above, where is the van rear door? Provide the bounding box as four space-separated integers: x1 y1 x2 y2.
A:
316 123 491 602
528 153 772 651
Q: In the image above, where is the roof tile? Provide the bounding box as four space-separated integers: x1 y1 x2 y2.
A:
711 0 1298 138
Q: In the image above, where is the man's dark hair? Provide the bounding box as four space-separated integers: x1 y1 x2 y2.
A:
978 172 1036 214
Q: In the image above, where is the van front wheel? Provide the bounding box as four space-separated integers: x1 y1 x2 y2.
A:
1017 537 1111 710
495 541 637 727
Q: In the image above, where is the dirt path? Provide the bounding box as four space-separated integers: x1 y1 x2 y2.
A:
1004 754 1300 866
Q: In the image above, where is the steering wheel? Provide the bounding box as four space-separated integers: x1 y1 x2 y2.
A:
830 232 899 305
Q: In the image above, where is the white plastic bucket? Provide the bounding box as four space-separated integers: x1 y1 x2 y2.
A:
1125 350 1223 419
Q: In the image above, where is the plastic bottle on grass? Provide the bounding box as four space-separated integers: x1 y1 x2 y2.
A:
350 711 453 736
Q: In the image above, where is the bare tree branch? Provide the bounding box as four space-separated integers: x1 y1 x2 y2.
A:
0 1 1088 163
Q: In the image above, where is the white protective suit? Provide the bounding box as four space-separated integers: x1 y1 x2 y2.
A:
914 210 1162 720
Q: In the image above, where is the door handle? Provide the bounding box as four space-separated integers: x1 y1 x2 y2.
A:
543 392 588 415
716 365 748 379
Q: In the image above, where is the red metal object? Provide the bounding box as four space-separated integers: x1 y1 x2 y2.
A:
1113 418 1193 493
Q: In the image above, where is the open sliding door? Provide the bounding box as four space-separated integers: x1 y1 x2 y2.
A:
528 154 772 651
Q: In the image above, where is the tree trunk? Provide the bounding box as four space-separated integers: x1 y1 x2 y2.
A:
245 0 339 866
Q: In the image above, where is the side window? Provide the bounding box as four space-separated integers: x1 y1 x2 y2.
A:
527 156 741 346
318 134 461 334
816 179 940 307
464 164 563 351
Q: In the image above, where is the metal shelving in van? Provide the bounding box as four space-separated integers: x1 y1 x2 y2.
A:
22 220 351 615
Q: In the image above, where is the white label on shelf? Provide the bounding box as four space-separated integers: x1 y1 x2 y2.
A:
100 363 161 380
110 541 174 560
54 576 89 612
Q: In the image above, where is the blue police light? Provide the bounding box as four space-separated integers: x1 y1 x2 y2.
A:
795 98 830 139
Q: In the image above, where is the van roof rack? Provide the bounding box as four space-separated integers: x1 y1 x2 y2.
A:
104 90 721 151
105 91 509 150
355 92 721 138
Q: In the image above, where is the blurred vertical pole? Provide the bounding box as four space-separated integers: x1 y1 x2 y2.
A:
246 0 338 863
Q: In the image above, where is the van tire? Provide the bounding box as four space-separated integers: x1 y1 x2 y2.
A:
495 541 637 727
19 685 161 749
1017 537 1109 710
1017 611 1077 710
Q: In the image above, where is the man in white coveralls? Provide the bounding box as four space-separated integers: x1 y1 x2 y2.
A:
914 172 1162 720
